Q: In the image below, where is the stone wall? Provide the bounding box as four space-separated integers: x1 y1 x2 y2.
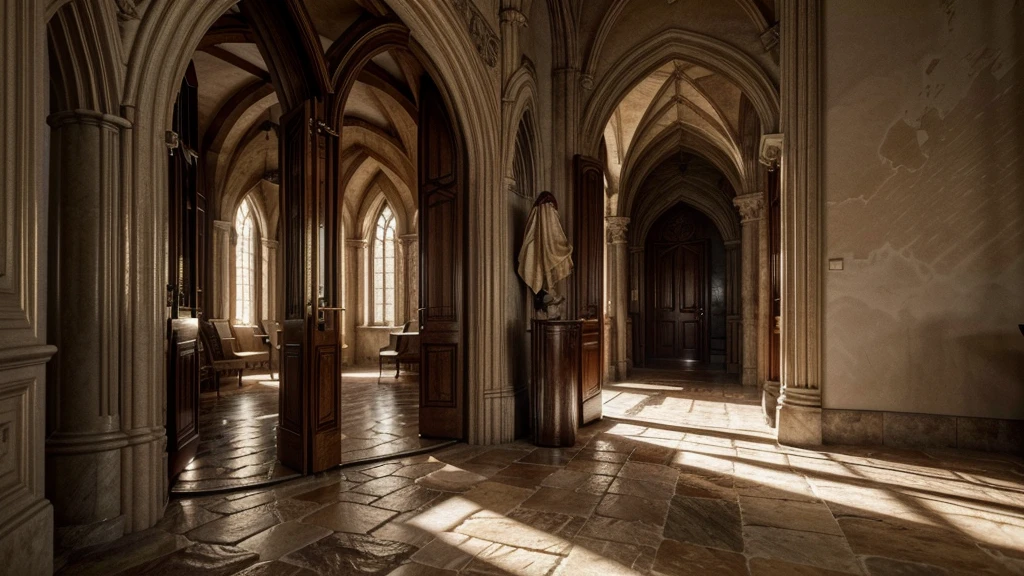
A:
823 0 1024 420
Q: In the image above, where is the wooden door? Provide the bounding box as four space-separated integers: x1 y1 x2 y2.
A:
767 169 781 381
418 77 465 439
572 155 604 425
278 99 342 473
167 64 202 479
649 242 707 363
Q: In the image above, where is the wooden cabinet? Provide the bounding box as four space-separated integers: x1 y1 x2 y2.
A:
531 320 581 447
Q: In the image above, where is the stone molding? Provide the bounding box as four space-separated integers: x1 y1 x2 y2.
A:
760 23 780 52
346 239 369 249
759 133 783 168
499 8 526 27
399 233 417 246
48 109 132 131
452 0 499 68
822 409 1024 455
260 238 279 249
605 217 629 244
732 193 765 223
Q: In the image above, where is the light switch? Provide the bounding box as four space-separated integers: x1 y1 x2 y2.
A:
829 258 844 271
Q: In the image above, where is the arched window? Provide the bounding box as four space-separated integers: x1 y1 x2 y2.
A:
234 197 256 325
373 204 397 325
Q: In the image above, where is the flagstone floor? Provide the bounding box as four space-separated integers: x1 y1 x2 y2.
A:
70 372 1024 575
172 369 447 494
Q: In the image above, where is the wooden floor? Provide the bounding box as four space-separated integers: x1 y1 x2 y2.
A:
171 368 447 494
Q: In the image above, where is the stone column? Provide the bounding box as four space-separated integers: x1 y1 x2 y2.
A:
733 194 764 387
778 0 823 446
46 110 131 533
606 217 629 380
499 5 528 84
400 234 418 327
261 238 278 322
724 240 742 375
343 239 365 365
212 220 232 319
629 245 644 366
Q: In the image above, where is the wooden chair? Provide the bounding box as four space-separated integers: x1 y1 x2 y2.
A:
199 319 250 392
209 318 270 373
379 321 412 379
261 319 282 380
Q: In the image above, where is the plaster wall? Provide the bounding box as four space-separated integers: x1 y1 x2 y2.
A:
823 0 1024 419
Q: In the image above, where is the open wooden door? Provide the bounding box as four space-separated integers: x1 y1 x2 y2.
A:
573 155 605 425
167 64 202 479
418 77 465 440
278 99 342 474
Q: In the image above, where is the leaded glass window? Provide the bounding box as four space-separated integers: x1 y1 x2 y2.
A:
234 197 256 325
373 204 397 325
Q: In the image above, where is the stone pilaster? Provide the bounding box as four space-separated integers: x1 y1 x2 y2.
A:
212 220 232 319
724 239 742 375
399 234 418 327
606 217 629 380
261 238 278 323
733 193 764 387
46 110 131 534
343 239 366 365
778 0 823 446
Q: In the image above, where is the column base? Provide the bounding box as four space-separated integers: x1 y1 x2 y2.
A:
777 402 822 446
615 361 629 381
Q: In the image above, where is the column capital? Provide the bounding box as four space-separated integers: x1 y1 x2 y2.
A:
733 193 765 223
759 133 783 169
261 238 279 249
629 245 644 255
399 233 417 246
499 8 527 26
724 239 741 250
47 109 132 131
346 238 369 249
605 217 630 244
213 220 233 232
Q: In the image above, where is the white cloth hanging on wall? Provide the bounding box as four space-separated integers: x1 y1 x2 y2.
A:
517 193 573 295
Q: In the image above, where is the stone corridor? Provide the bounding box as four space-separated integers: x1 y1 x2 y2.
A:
63 377 1024 575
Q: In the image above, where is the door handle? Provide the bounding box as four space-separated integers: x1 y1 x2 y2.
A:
316 307 345 331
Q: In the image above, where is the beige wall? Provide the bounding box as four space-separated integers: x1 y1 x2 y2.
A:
823 0 1024 419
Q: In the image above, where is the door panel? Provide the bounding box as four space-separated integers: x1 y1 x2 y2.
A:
572 156 605 425
278 99 342 474
419 77 464 440
648 242 706 363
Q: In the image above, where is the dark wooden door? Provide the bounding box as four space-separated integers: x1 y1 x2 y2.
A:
278 99 342 473
167 64 202 479
418 77 465 439
573 155 604 425
649 242 707 362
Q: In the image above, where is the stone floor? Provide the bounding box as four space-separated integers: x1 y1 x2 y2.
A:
173 369 447 493
72 372 1023 575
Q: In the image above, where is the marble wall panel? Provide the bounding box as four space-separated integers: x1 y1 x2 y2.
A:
823 0 1024 420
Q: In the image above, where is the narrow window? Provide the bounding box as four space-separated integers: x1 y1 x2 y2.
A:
373 204 397 325
234 197 256 324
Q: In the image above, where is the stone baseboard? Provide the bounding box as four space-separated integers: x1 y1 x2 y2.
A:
822 409 1024 454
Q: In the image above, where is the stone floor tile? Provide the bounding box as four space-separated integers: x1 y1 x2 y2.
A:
463 543 562 576
207 491 280 515
541 469 591 490
861 556 951 575
674 473 738 501
554 542 642 575
575 474 615 496
231 560 320 576
838 517 1008 574
133 543 259 576
461 481 534 515
455 514 572 555
566 458 624 476
491 463 557 488
577 516 663 549
155 503 223 535
664 495 743 552
290 479 360 505
574 449 630 463
416 465 489 492
520 487 602 517
338 491 380 505
387 562 459 575
283 532 414 576
507 509 583 539
609 477 676 501
465 448 533 468
403 496 483 535
743 526 861 574
596 493 670 526
186 505 283 545
519 448 581 466
355 475 415 497
303 501 397 534
651 539 748 576
739 495 843 536
236 521 332 561
393 460 448 479
748 557 855 575
409 532 488 571
619 461 680 486
373 485 442 513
